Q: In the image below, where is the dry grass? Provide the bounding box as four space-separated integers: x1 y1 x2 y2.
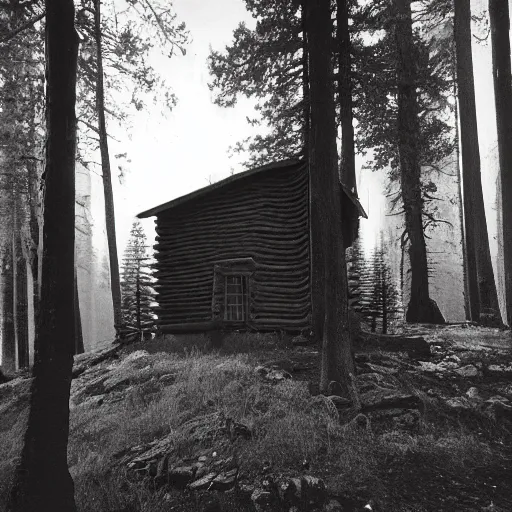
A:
0 346 503 512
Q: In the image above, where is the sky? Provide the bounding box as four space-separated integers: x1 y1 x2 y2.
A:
96 0 260 254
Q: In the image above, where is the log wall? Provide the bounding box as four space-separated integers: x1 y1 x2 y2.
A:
153 162 311 333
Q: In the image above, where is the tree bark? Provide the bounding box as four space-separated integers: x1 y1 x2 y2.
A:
337 0 357 195
94 0 123 334
301 0 310 162
453 60 471 321
489 0 512 327
305 0 354 395
7 0 79 509
74 265 84 354
454 0 502 326
1 243 16 374
395 0 445 324
16 234 30 368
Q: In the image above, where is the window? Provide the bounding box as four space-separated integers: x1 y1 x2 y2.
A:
224 275 247 321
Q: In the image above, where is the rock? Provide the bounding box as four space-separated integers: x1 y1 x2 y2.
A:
486 364 512 379
444 354 462 365
360 389 421 412
323 499 343 512
188 472 217 491
418 361 443 373
155 454 169 484
466 387 481 400
485 395 510 404
266 369 292 382
251 489 274 512
445 397 472 410
366 334 430 357
364 363 398 375
255 365 269 376
159 373 176 385
168 466 196 488
72 344 120 378
211 468 238 491
437 360 460 371
195 465 209 480
455 365 480 378
484 399 512 422
430 345 445 355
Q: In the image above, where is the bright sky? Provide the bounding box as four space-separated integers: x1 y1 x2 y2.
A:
99 0 259 253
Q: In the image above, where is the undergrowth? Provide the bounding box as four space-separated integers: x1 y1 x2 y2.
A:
0 345 503 512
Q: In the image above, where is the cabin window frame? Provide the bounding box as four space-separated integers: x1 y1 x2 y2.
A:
212 258 255 328
223 273 248 322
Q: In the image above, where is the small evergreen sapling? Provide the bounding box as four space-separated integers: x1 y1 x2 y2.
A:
120 221 155 343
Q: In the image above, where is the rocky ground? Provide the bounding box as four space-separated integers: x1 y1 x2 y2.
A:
1 324 512 512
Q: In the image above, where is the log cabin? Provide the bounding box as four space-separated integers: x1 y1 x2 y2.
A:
137 158 366 335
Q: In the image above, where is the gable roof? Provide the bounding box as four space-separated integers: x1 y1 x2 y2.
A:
137 158 367 219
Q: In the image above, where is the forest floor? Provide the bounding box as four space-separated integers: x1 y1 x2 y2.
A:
1 324 512 512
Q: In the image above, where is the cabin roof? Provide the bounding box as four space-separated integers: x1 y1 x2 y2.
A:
137 158 368 219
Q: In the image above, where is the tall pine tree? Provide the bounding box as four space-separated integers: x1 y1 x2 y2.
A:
120 221 155 343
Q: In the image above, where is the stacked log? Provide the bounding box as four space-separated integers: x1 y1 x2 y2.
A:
153 162 311 333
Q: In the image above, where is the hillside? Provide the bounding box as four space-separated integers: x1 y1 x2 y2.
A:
1 327 512 511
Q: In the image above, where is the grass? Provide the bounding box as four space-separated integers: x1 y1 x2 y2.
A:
0 335 508 511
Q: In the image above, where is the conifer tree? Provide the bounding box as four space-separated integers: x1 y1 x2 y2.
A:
358 237 402 334
120 221 155 343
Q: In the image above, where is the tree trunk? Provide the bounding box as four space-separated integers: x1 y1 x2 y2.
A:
301 0 310 162
26 81 41 328
453 63 471 320
1 244 16 374
7 0 79 509
489 0 512 327
337 0 357 195
16 235 30 368
305 0 354 396
395 0 445 324
454 0 502 326
94 0 123 334
74 265 84 354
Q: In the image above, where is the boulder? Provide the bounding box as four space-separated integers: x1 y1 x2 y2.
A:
486 364 512 379
188 472 217 491
360 388 421 412
210 469 238 491
445 397 472 410
167 466 196 488
364 334 430 357
455 365 480 378
466 387 481 400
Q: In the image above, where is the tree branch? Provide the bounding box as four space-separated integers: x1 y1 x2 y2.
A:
0 11 45 44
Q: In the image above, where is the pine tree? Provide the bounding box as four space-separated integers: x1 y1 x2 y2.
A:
120 222 155 343
359 238 403 334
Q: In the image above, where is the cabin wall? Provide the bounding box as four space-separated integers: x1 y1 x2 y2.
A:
153 164 311 333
